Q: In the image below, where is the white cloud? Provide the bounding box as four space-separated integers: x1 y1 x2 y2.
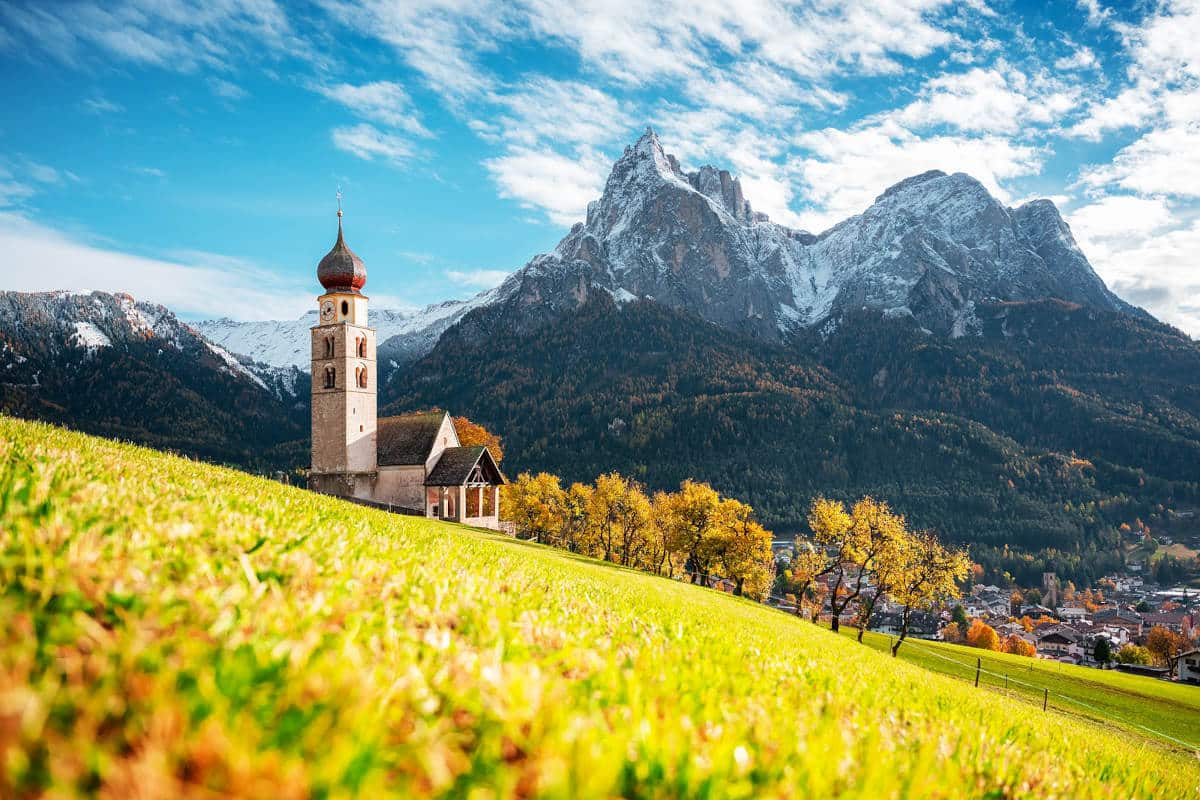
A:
1076 0 1111 27
483 78 629 149
792 121 1044 231
0 0 297 72
483 148 609 226
445 268 511 289
892 66 1079 135
1079 124 1200 198
1067 195 1200 335
81 95 123 114
209 77 248 100
316 81 429 136
0 212 312 320
1054 45 1098 71
331 123 415 164
1069 195 1174 242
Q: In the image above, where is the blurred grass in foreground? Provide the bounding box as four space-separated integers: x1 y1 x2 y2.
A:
1 416 1198 798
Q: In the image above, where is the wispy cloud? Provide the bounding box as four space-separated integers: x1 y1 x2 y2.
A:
331 123 415 164
316 81 429 136
445 268 511 289
0 212 313 320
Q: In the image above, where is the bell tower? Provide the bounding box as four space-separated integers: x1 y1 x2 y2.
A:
309 197 377 489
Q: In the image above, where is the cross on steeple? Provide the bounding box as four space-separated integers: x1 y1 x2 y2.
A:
336 186 343 219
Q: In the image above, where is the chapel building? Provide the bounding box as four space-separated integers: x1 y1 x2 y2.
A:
306 206 505 528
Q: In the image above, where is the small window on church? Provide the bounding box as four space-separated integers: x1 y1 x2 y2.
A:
341 300 349 316
324 336 334 358
357 336 367 357
324 366 335 389
358 367 368 388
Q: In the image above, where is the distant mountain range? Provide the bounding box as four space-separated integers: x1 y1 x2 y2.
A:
201 128 1142 370
0 290 307 469
3 131 1197 584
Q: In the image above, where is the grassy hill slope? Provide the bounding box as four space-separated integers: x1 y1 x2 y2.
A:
846 630 1200 751
2 416 1197 798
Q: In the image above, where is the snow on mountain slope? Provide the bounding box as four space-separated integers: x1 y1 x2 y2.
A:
195 289 499 372
197 129 1141 369
483 129 1137 339
0 290 274 393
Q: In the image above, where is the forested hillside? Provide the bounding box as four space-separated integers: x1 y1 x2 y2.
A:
386 295 1200 585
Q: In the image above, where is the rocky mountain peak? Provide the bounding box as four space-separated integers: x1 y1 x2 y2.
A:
497 132 1140 341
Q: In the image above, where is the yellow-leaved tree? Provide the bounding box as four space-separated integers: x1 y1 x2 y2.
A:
659 480 723 585
889 531 969 656
713 498 774 599
502 472 565 544
587 472 652 566
782 542 829 621
452 416 504 463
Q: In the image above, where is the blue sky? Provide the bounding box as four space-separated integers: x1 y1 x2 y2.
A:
0 0 1197 334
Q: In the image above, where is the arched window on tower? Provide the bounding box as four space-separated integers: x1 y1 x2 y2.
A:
357 336 367 357
324 335 334 358
358 366 368 388
324 366 336 389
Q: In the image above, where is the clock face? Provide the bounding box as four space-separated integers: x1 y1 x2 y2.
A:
320 300 335 321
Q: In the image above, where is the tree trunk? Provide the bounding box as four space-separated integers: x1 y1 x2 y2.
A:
830 615 840 632
892 606 912 657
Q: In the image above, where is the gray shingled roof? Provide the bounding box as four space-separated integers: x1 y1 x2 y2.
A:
425 446 506 486
377 412 445 466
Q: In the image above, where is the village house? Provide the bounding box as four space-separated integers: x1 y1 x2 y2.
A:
1093 607 1144 639
305 207 506 528
1179 649 1200 684
1036 627 1082 661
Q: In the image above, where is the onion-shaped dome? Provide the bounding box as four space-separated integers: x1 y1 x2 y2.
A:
317 214 366 293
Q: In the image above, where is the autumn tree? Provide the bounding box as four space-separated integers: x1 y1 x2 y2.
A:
712 498 774 599
659 480 723 585
942 622 964 643
559 482 595 553
1002 634 1036 657
851 501 911 642
889 531 969 656
782 542 829 620
587 473 652 566
502 472 565 544
1115 644 1152 665
453 416 504 463
1145 626 1187 677
646 492 682 577
966 619 1001 651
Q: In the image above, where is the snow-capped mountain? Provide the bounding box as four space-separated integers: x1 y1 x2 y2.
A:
0 290 265 387
195 289 498 374
198 129 1139 370
483 128 1136 339
0 290 308 466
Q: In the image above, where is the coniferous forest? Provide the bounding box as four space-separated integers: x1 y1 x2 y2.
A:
384 294 1200 586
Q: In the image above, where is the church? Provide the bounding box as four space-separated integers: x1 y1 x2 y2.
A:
306 206 506 528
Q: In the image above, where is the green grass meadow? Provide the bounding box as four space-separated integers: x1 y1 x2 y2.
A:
2 416 1198 798
847 629 1200 752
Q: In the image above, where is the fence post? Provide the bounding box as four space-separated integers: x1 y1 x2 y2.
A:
1004 674 1008 690
975 657 981 688
1043 688 1049 711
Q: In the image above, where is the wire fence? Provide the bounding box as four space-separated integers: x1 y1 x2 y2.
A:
893 635 1199 754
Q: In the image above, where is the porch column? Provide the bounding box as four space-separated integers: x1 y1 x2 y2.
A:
492 485 500 518
455 486 466 521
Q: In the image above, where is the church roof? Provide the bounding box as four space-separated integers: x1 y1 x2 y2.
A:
377 411 445 466
425 446 506 486
317 217 367 293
